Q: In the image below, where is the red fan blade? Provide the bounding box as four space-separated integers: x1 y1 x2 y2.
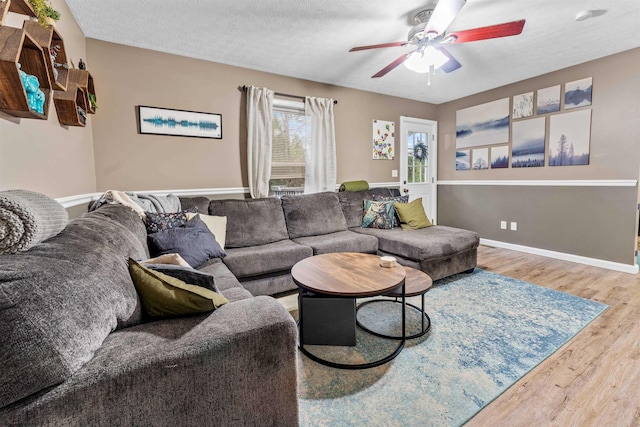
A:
437 47 462 73
447 20 525 44
424 0 466 36
372 53 411 78
349 42 407 52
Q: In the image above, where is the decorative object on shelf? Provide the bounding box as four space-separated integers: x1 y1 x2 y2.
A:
18 63 45 114
50 44 60 80
27 0 60 27
78 58 85 70
88 92 98 110
76 105 86 124
137 106 222 139
372 119 395 160
22 20 69 91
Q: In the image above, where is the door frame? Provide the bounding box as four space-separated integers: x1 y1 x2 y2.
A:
399 116 438 224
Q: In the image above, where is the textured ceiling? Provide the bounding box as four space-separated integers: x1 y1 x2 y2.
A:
65 0 640 104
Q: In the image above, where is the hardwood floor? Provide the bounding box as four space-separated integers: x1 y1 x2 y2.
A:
466 245 640 427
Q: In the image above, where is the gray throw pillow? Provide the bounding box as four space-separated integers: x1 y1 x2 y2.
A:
144 263 220 293
147 215 226 268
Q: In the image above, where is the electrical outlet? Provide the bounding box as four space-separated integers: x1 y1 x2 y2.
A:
392 169 398 178
500 221 507 230
510 222 518 231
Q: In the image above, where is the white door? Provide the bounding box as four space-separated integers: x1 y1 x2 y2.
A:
400 117 437 224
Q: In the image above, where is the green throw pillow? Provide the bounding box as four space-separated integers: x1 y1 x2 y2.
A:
393 198 433 230
128 258 228 318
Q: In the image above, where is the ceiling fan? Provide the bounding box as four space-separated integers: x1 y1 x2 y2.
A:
349 0 525 78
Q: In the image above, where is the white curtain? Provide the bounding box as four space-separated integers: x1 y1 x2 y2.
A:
246 86 274 198
304 96 337 193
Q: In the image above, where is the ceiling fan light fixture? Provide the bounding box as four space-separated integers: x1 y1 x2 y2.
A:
575 10 594 21
404 46 449 73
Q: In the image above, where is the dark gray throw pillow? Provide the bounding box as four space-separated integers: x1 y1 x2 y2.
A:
144 263 220 293
147 215 226 268
144 208 196 234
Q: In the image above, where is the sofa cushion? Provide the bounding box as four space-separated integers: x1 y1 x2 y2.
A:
0 205 147 409
281 192 348 239
128 259 228 318
361 199 395 229
223 240 313 278
197 259 253 301
178 196 211 214
351 225 480 262
209 198 289 248
292 230 378 255
147 215 226 268
337 188 395 228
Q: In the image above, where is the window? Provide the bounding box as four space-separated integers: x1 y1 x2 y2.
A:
407 131 429 183
270 99 310 196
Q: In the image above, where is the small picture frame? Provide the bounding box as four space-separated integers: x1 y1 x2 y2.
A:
137 105 222 139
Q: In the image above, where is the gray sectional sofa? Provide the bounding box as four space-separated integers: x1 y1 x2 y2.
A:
0 187 479 426
182 188 479 296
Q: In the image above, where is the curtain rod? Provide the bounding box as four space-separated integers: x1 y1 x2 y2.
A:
238 85 338 105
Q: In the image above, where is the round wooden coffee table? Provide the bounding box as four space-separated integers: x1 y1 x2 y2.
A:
291 252 407 370
356 267 433 340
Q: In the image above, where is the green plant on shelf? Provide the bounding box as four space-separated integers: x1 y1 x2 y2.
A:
28 0 61 27
88 93 98 110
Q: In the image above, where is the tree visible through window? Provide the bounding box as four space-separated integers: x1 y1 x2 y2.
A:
269 106 310 196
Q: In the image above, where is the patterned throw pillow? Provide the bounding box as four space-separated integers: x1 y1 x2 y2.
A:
144 209 195 234
361 200 395 229
372 194 409 227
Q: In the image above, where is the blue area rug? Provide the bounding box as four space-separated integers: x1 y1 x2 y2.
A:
297 269 607 427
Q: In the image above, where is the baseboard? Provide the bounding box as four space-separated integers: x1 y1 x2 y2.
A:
480 238 639 274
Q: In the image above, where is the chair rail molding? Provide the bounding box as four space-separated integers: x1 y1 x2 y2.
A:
56 182 401 208
438 179 637 187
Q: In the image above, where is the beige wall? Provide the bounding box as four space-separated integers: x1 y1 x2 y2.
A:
86 40 436 192
436 48 640 265
0 0 96 198
437 48 640 181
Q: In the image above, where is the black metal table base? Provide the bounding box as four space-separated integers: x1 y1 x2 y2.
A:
297 286 406 370
356 294 431 340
